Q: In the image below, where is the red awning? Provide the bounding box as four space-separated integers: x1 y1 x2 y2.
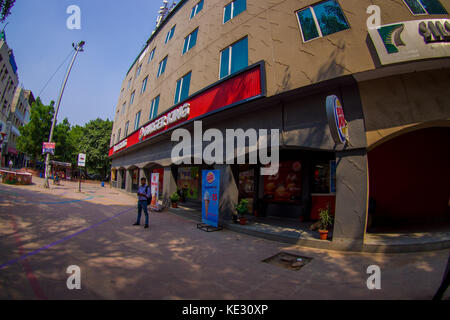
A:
8 147 18 155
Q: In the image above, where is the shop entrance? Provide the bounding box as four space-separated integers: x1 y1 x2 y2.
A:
367 127 450 232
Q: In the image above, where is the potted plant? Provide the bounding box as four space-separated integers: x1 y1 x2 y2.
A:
235 199 249 225
170 192 180 208
318 206 334 240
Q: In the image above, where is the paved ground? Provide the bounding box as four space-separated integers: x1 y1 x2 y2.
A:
0 178 449 300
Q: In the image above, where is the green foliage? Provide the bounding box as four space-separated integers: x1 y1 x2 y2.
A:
16 98 113 179
236 199 249 217
17 98 55 162
170 192 180 203
0 0 15 23
319 206 334 231
77 118 113 179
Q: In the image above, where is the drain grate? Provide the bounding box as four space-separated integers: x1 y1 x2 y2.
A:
263 252 312 271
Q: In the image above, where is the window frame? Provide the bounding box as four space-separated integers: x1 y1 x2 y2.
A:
223 0 246 24
182 28 199 55
148 48 156 63
157 56 168 78
136 64 142 77
165 25 176 44
190 0 204 19
141 76 148 94
174 72 192 105
402 0 447 15
129 91 135 106
134 111 141 130
219 36 248 79
124 121 129 137
149 95 160 120
295 0 350 43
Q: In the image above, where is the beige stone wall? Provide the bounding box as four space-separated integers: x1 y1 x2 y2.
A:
359 68 450 148
0 40 19 130
111 0 450 146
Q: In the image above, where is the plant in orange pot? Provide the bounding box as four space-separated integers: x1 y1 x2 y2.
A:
318 206 334 240
170 192 180 208
236 199 249 225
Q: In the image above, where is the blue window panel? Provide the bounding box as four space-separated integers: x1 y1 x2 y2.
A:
148 48 155 63
174 72 191 104
403 0 427 14
157 57 167 78
190 6 196 19
180 72 191 102
189 29 198 50
220 47 230 79
297 8 320 41
183 36 190 54
134 111 141 130
313 0 349 37
198 0 204 12
233 0 246 18
150 96 160 120
174 78 183 104
230 37 248 75
165 26 175 43
125 122 129 136
419 0 448 14
224 3 232 23
141 77 148 94
130 92 135 105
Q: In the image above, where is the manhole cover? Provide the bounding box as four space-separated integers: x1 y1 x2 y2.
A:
263 252 312 271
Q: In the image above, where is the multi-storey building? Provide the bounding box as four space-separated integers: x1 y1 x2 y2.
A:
109 0 450 249
5 87 35 168
0 31 19 167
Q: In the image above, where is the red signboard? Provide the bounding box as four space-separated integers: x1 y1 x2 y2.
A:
109 64 264 157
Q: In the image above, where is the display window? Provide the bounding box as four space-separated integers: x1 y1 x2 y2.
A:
313 160 336 194
238 167 255 213
263 160 302 204
177 167 200 200
132 169 139 185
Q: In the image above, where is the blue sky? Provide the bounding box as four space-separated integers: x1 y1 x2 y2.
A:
5 0 166 126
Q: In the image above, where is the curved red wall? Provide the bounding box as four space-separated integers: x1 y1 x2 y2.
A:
368 127 450 224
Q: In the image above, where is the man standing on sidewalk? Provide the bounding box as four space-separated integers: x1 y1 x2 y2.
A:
133 177 151 229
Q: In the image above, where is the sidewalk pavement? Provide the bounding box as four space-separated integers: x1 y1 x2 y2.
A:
0 178 448 300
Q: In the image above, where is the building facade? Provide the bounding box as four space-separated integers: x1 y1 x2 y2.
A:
109 0 450 247
5 87 35 168
0 31 19 168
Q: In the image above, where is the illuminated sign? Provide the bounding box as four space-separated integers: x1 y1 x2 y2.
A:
369 19 450 65
326 95 348 145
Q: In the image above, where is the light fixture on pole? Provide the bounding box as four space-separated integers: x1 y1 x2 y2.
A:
43 41 85 188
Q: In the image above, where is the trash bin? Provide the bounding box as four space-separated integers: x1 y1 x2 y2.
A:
101 182 105 187
39 172 43 178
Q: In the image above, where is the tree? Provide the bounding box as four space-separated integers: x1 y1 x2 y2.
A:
78 118 113 179
53 118 72 163
0 0 16 23
17 98 55 162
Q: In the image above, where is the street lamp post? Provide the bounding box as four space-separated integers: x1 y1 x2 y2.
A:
43 41 85 188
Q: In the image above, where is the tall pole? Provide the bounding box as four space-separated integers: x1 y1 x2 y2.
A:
44 41 85 188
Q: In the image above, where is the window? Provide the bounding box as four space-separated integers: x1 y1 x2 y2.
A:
150 95 160 120
141 76 148 94
296 0 350 42
136 65 142 77
174 72 192 104
402 0 447 14
134 111 141 130
157 56 168 78
124 122 129 137
130 91 135 106
183 28 199 54
120 89 124 98
220 37 248 79
148 48 156 63
165 25 176 44
190 0 204 19
117 129 121 143
223 0 246 23
121 102 126 115
111 134 115 147
127 78 132 89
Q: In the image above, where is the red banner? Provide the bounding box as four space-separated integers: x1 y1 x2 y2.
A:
109 64 263 157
